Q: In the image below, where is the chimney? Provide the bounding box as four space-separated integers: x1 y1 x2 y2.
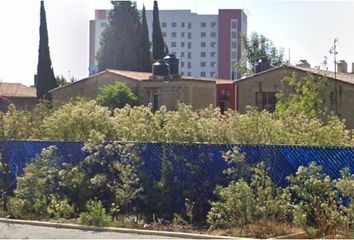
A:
337 60 347 73
296 59 311 68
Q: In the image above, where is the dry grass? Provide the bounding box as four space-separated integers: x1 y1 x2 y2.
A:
209 220 304 239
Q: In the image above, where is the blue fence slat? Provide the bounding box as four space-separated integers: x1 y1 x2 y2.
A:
1 140 354 191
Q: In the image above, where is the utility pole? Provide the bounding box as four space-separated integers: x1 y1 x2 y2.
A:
329 38 338 112
329 38 338 79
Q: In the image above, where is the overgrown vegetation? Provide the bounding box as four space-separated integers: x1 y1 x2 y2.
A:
5 143 353 238
0 71 353 237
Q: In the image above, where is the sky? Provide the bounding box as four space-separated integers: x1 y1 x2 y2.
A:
0 0 353 86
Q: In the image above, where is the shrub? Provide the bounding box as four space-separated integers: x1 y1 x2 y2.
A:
9 146 62 219
82 131 143 213
287 163 348 237
41 99 114 141
47 194 74 220
208 180 255 229
79 200 109 226
96 81 138 110
208 148 292 231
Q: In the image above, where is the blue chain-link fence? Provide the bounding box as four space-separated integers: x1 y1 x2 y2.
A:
3 140 354 191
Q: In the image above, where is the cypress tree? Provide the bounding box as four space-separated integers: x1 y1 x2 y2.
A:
97 1 145 72
36 1 58 101
139 5 152 72
152 1 167 60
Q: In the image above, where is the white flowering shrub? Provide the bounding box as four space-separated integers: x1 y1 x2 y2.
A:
208 148 292 230
287 163 352 237
9 146 75 219
82 131 143 213
41 99 115 141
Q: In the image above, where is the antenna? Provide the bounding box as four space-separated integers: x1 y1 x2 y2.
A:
329 38 338 79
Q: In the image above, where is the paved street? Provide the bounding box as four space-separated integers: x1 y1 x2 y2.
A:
0 222 178 239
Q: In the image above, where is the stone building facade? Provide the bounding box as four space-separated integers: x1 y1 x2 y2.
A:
0 83 37 111
50 69 217 111
235 65 354 128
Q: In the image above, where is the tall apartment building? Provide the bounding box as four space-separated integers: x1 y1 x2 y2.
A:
89 9 247 80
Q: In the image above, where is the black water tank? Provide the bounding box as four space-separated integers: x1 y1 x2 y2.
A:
152 60 170 77
163 54 179 76
255 58 271 73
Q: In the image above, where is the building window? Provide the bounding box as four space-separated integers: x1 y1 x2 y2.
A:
188 22 192 29
152 94 159 112
210 61 216 67
211 32 216 37
201 61 206 67
201 42 206 47
231 31 237 39
181 22 185 28
171 42 176 47
211 42 216 48
187 62 191 69
201 52 206 57
256 92 277 112
201 72 206 77
210 52 216 58
187 72 191 76
231 20 237 29
181 61 185 67
220 89 231 113
211 22 216 28
201 32 206 37
201 22 206 28
162 32 167 38
161 22 167 28
171 22 177 27
181 32 185 38
187 52 191 59
232 41 237 49
210 71 215 77
171 32 177 37
188 42 191 49
188 32 191 39
180 52 185 57
231 51 237 58
181 42 185 47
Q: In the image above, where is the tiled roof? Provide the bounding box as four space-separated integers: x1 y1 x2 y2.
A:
51 69 230 92
0 83 36 98
107 69 228 83
215 79 234 84
235 65 354 85
106 69 151 81
290 65 354 85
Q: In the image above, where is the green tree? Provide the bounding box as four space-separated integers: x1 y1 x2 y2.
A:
97 1 146 72
96 82 138 110
152 1 168 60
139 5 152 72
276 72 329 118
36 1 58 101
240 32 284 74
56 75 68 87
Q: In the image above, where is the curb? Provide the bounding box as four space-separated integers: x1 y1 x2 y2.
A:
271 231 307 239
0 218 235 239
